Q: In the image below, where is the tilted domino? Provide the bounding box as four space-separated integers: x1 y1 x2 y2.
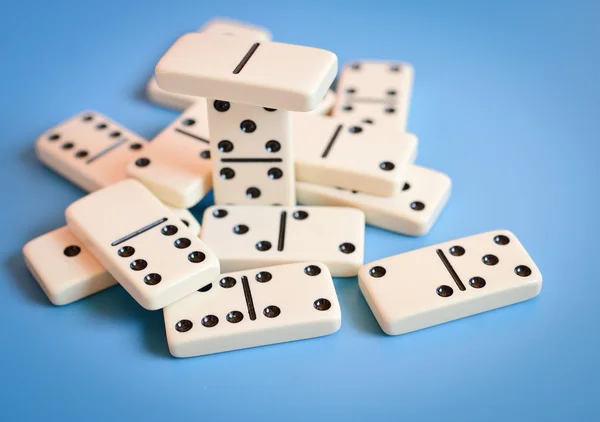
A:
36 110 147 192
200 205 365 277
358 230 542 335
65 179 219 310
126 100 212 208
23 206 201 306
333 60 414 132
293 113 418 196
155 32 337 205
164 262 341 357
297 165 451 235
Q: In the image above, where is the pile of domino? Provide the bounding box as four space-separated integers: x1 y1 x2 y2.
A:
23 18 543 358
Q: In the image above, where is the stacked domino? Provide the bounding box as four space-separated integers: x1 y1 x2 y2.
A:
22 18 542 359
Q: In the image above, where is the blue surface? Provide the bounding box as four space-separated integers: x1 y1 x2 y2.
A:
1 0 598 420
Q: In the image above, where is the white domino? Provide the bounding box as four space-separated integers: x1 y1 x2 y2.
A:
155 33 337 111
297 165 451 236
146 18 272 111
66 179 219 310
126 100 212 208
36 111 147 192
293 113 418 196
156 33 337 205
305 89 336 116
358 230 543 335
333 61 414 132
23 207 201 306
200 205 365 277
207 101 294 205
163 262 341 357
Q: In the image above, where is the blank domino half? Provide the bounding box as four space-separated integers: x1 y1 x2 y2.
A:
146 18 272 111
200 205 365 277
23 207 201 306
293 113 418 196
66 179 219 310
333 60 414 132
163 262 341 357
36 111 147 192
296 165 451 236
126 100 212 208
358 230 543 335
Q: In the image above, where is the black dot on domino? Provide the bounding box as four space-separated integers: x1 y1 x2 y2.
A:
109 131 121 138
63 245 81 257
135 157 150 167
82 115 93 122
494 235 510 245
348 126 362 134
369 266 386 278
181 219 189 227
449 246 465 256
411 201 425 211
380 162 395 171
482 255 499 266
130 143 143 150
213 209 228 218
48 133 60 141
144 273 162 285
387 89 397 96
175 319 193 332
201 315 219 327
233 225 249 235
117 246 135 257
389 64 401 72
263 306 280 318
220 168 235 180
256 241 271 251
402 183 411 191
200 150 211 159
75 150 88 158
255 271 272 283
226 311 244 323
469 277 486 288
339 243 355 254
213 100 230 112
346 88 356 94
263 107 277 112
96 123 107 130
161 225 178 236
246 187 261 198
218 140 234 153
220 277 236 288
62 142 74 150
385 107 396 114
130 259 147 271
182 118 195 126
293 210 308 220
174 238 191 249
188 251 206 263
515 265 532 277
343 105 353 112
351 63 361 70
265 140 280 152
240 119 257 133
362 119 374 124
267 168 283 179
198 283 212 292
313 299 331 311
437 285 453 297
304 265 321 276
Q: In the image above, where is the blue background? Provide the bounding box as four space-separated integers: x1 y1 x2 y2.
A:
1 0 598 420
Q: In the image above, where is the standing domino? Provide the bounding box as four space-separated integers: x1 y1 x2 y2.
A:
200 205 364 277
293 113 418 196
358 230 543 335
155 33 337 205
297 165 451 235
66 179 219 310
333 61 414 132
146 18 272 111
126 100 212 208
164 262 341 357
36 111 147 192
22 207 200 306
